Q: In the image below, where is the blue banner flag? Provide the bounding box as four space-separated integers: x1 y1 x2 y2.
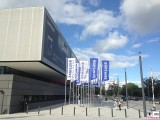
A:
102 60 109 81
75 63 80 84
89 58 98 80
83 82 89 86
93 82 99 87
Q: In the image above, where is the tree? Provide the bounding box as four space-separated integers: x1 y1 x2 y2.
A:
143 77 152 98
106 83 119 97
95 87 100 95
143 77 160 98
154 80 160 98
106 90 113 96
121 82 141 97
102 86 106 95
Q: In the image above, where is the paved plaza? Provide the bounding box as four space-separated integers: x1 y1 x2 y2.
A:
0 99 149 120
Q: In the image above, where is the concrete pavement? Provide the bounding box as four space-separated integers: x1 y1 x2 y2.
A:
0 99 147 120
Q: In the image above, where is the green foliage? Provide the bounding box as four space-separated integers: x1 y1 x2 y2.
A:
95 86 106 95
102 86 106 95
106 90 113 96
121 82 141 97
106 83 120 97
143 77 160 98
95 87 100 95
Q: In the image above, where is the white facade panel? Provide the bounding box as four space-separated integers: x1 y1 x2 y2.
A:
0 7 77 75
0 7 44 61
0 10 10 60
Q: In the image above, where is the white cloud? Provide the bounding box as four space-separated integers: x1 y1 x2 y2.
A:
80 10 119 40
88 0 101 7
126 50 135 55
73 47 148 69
73 48 98 61
132 43 142 48
147 38 160 43
93 31 128 52
0 0 119 40
152 72 160 79
120 0 160 34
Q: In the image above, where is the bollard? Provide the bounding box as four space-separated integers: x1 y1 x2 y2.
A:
38 106 40 115
86 107 88 116
49 106 52 115
98 108 100 117
139 109 141 118
74 107 75 116
125 109 127 118
111 108 113 117
61 107 63 115
26 105 28 114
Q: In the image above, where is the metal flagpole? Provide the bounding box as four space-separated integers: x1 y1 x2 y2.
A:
64 77 67 105
81 82 82 106
83 83 85 106
85 85 87 105
73 81 74 104
69 80 71 105
91 83 93 106
88 68 90 106
65 58 68 106
99 68 102 107
78 85 80 105
92 84 94 106
92 83 95 106
88 82 90 106
117 76 120 100
100 81 102 107
94 85 95 105
91 84 92 106
125 68 129 109
90 82 92 107
139 52 147 117
151 69 156 109
76 84 77 104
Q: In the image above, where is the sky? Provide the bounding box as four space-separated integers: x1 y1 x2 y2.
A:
0 0 160 87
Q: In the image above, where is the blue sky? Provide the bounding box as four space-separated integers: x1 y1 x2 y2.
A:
0 0 160 86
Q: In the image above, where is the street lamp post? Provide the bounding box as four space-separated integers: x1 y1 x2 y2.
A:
151 69 155 109
117 76 120 100
0 90 4 114
139 52 147 117
125 68 129 109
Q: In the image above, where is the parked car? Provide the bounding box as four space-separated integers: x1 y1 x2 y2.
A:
133 97 139 101
121 96 127 101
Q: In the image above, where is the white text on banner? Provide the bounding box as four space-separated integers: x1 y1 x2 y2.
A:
67 58 76 81
80 61 89 83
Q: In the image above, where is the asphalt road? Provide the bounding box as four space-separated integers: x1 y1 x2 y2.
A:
122 100 160 112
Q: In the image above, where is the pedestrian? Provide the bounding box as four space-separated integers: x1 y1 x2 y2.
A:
21 96 25 112
23 97 28 112
114 100 117 109
118 100 121 110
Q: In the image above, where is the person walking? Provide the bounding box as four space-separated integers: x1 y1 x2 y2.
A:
114 100 118 109
118 100 121 110
23 97 28 112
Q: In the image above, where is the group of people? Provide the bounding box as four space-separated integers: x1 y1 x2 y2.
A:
114 100 122 110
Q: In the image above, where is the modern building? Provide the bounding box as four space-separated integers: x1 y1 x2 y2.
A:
0 7 76 114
